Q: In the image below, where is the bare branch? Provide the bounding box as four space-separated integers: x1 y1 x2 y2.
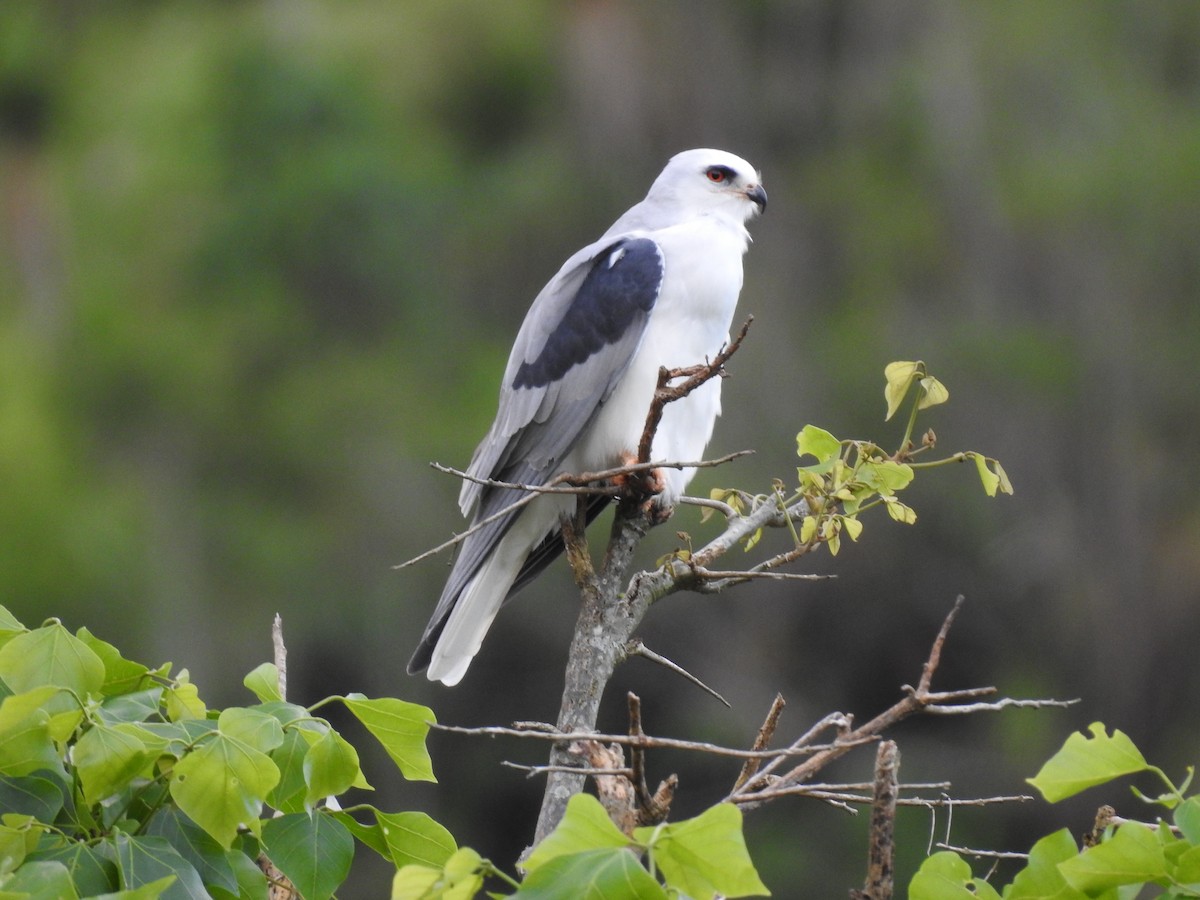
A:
735 693 786 791
271 613 287 702
502 761 633 778
934 844 1030 861
431 722 864 760
690 566 830 583
727 599 1065 812
396 451 752 570
626 640 730 707
627 693 676 826
919 595 964 694
854 741 899 900
393 487 542 570
924 697 1080 715
731 784 1031 807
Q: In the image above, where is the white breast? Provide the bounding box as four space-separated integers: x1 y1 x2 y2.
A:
568 217 747 505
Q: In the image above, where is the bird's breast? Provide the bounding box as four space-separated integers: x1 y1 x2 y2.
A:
569 220 747 502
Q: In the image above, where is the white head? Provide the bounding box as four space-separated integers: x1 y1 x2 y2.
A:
646 148 767 224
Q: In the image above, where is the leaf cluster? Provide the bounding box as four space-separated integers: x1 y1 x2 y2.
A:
711 361 1011 558
393 794 768 899
0 606 449 899
912 723 1200 899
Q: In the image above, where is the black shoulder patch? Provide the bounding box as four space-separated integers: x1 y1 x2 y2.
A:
512 237 662 390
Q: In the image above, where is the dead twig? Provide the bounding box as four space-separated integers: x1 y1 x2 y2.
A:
431 722 864 760
934 844 1030 861
502 761 633 778
626 694 677 826
728 598 1072 810
396 450 753 570
625 641 729 707
735 693 786 791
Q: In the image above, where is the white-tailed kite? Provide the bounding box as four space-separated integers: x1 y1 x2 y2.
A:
409 149 766 685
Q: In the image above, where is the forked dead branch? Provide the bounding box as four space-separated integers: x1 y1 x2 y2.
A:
434 597 1071 850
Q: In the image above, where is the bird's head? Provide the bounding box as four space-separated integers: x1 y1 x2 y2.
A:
649 148 767 223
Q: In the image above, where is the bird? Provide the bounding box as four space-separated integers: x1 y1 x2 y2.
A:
409 148 766 685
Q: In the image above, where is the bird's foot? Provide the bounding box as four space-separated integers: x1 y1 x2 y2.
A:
613 453 673 524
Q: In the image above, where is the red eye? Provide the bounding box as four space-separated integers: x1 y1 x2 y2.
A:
706 167 728 183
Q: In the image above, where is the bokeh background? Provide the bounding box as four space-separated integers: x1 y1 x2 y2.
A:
2 1 1198 895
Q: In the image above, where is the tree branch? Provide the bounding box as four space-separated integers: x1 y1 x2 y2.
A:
531 321 757 845
850 741 899 900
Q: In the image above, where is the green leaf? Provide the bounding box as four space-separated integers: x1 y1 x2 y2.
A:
209 846 268 900
515 848 667 899
267 729 311 814
89 874 177 898
796 425 842 463
74 723 152 805
0 623 105 700
524 795 630 873
169 733 280 848
1059 822 1167 893
884 496 918 524
217 708 284 754
0 859 79 898
374 810 457 869
1175 797 1200 844
261 812 354 900
304 730 367 808
994 460 1014 495
0 608 25 641
136 719 216 760
1004 829 1085 898
825 519 842 556
884 361 921 421
973 453 1001 497
909 851 981 899
0 688 63 777
1028 723 1149 803
918 375 950 409
392 848 484 899
97 688 165 726
144 807 238 895
859 459 915 494
799 515 818 544
0 816 39 876
242 664 282 704
391 863 443 898
251 701 310 729
331 810 390 860
164 681 206 722
340 695 436 783
840 515 863 541
1170 841 1200 886
112 832 207 898
635 803 769 898
76 628 153 697
25 841 117 896
0 774 64 824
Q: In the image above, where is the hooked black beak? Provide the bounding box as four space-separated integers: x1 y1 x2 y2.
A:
746 183 767 213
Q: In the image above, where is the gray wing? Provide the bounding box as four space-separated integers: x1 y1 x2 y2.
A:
408 236 663 675
460 234 665 515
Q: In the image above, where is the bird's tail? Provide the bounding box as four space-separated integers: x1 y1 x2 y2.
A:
420 524 532 686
